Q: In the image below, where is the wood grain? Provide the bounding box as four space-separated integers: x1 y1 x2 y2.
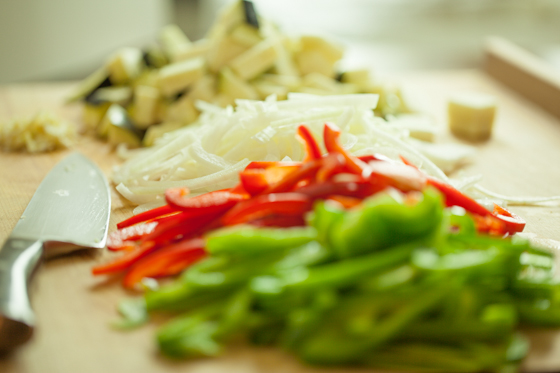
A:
484 36 560 121
0 72 560 372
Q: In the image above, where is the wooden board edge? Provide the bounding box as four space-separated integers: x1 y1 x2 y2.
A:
483 36 560 120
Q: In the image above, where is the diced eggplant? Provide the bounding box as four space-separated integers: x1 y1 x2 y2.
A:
229 39 277 80
143 45 168 68
143 121 185 147
132 85 161 129
260 74 301 89
158 57 205 97
242 0 259 29
187 75 217 103
299 36 344 63
252 81 289 100
339 69 371 86
67 67 111 103
219 67 259 100
295 49 337 78
107 48 145 84
99 104 144 147
230 24 262 47
206 0 244 40
207 36 249 73
82 102 110 131
173 39 212 63
159 24 192 62
165 96 199 124
302 72 340 93
86 86 132 106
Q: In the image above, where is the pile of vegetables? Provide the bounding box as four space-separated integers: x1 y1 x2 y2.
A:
67 0 412 148
112 93 476 208
92 122 560 372
0 111 76 153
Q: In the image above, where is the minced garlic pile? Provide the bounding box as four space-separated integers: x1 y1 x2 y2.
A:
0 111 76 153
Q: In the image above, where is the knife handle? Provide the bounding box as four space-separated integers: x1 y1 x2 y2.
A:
0 237 43 350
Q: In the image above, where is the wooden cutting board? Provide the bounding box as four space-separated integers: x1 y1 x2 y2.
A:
1 70 560 373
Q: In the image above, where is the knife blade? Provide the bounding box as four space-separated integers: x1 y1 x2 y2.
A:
0 152 111 351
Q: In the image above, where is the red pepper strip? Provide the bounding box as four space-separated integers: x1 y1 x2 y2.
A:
358 154 393 163
472 214 508 236
92 240 157 275
93 212 219 276
165 189 247 214
493 203 526 235
240 170 270 196
297 125 323 161
296 180 382 200
244 161 302 170
221 193 313 226
427 177 525 235
365 161 427 192
248 214 307 228
427 177 491 217
263 158 324 194
327 195 363 209
323 122 368 175
229 182 248 195
140 210 222 246
316 153 347 182
122 238 206 289
117 204 179 229
107 222 158 251
240 165 300 196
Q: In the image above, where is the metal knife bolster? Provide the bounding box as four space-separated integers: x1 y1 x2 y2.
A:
0 237 43 350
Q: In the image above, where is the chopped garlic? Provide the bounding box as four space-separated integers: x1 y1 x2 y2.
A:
0 111 76 153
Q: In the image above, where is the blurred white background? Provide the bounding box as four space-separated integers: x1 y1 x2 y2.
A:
0 0 173 83
1 0 559 83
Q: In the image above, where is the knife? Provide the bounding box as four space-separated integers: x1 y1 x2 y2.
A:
0 153 111 351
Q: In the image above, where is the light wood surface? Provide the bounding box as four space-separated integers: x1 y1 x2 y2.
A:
484 36 560 121
0 71 560 372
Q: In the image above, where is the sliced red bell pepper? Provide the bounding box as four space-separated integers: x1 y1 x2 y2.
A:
92 240 157 275
358 154 392 163
326 195 363 209
427 177 491 217
472 214 508 236
107 222 158 251
316 153 347 182
296 180 382 200
248 214 307 228
117 204 179 229
323 122 368 175
492 203 526 235
244 161 302 170
221 193 313 226
165 188 247 214
240 164 300 196
122 238 206 289
140 211 221 246
297 125 322 161
93 213 218 276
427 177 525 235
263 158 324 194
365 161 427 192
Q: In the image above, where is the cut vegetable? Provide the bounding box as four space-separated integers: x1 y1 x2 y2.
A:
229 39 277 80
448 92 497 142
107 48 144 85
158 57 206 97
68 0 412 147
